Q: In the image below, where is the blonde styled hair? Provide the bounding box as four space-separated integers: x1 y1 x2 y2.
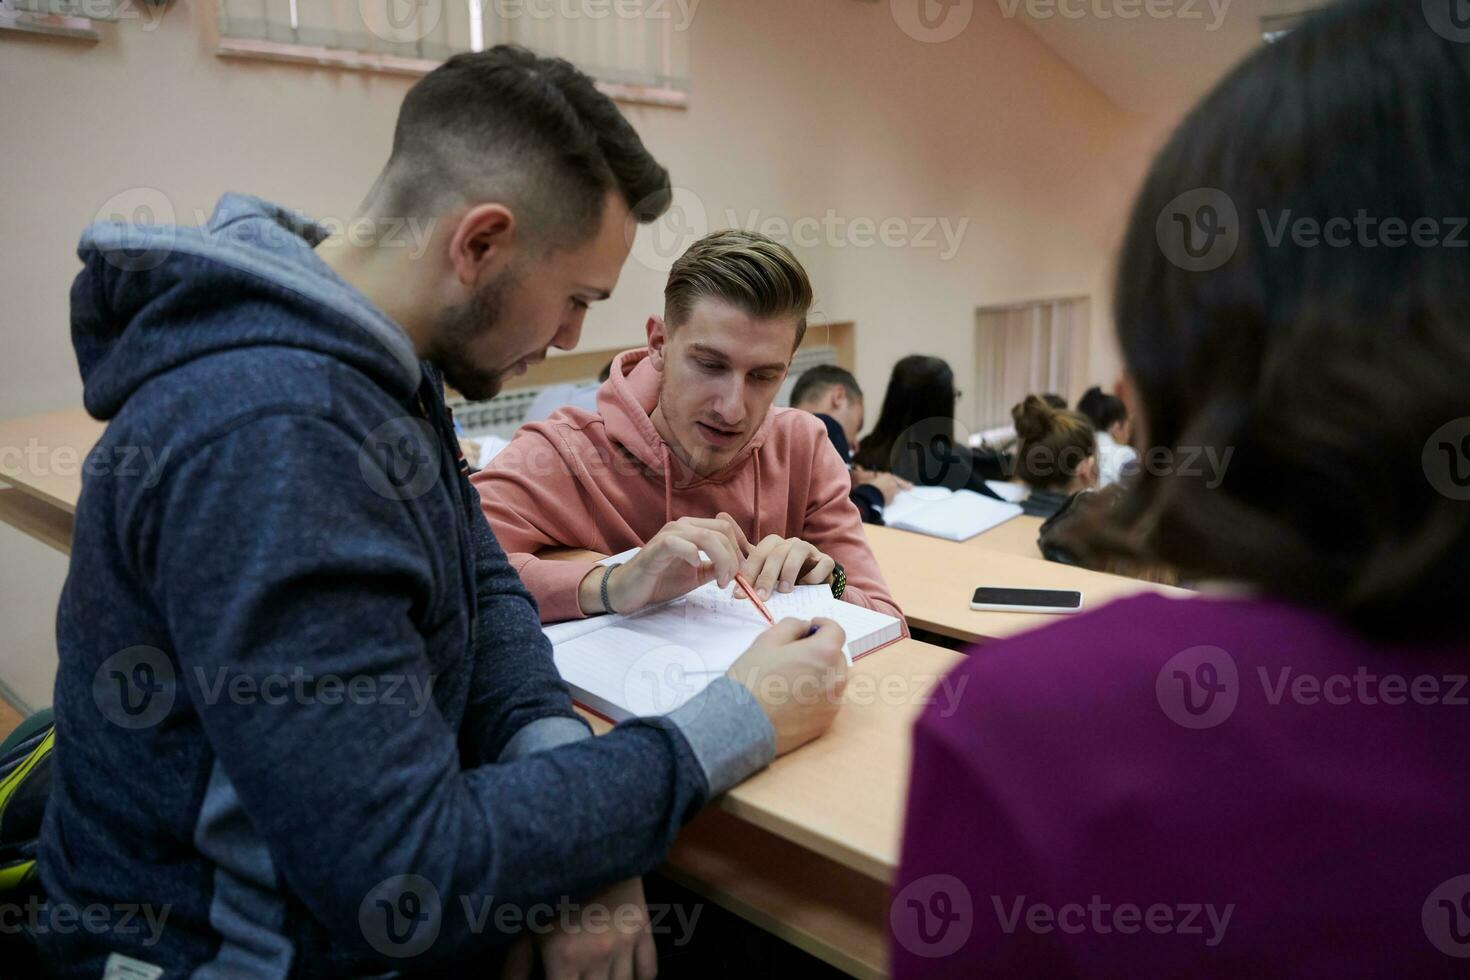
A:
664 230 813 347
1012 395 1096 491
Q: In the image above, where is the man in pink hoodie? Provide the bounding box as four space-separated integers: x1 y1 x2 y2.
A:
472 229 904 626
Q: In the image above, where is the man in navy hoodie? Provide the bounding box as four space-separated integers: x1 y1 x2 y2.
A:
35 46 847 978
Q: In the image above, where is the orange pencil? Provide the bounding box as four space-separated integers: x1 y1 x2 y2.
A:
733 572 776 626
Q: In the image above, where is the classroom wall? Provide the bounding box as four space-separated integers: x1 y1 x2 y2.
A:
0 0 1166 707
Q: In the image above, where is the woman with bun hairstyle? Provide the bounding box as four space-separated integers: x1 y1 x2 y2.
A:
1010 394 1098 517
893 1 1470 975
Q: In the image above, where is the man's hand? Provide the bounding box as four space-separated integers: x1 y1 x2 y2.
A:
728 617 848 755
577 514 746 615
741 532 836 601
851 466 912 505
499 876 657 980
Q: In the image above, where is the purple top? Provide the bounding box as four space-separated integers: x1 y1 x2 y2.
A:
891 593 1469 977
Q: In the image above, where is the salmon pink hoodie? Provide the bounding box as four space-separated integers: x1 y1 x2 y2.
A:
473 348 905 626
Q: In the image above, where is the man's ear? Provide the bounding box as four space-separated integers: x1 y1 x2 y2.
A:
448 204 516 287
646 315 668 370
829 386 848 413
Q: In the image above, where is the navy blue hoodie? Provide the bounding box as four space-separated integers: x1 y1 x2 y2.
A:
36 195 775 978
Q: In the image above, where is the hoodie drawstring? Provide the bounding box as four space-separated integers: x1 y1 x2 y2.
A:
752 454 762 542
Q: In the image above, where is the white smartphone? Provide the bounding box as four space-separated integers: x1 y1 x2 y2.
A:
970 586 1084 614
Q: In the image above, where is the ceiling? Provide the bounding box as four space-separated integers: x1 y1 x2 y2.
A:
1010 0 1326 115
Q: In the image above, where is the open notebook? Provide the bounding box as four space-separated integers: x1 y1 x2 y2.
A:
882 484 1025 541
543 579 904 723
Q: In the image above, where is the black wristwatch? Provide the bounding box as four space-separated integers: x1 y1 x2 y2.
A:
829 561 847 600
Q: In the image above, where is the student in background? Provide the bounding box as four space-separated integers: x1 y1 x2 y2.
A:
1041 392 1067 410
474 230 904 621
852 355 1008 498
522 357 614 422
1077 384 1138 486
893 3 1470 975
789 364 910 524
1010 394 1097 517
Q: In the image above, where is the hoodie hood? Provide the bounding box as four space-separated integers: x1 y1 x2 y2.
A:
71 193 420 420
598 347 779 489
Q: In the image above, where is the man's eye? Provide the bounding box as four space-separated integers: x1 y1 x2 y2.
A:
752 373 778 384
697 360 722 372
571 298 589 311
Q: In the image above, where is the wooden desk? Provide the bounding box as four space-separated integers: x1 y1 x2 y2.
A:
864 523 1192 645
968 512 1045 558
0 408 104 555
0 407 956 977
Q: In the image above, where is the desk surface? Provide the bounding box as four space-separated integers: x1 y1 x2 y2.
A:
967 511 1046 558
864 523 1192 644
0 408 105 513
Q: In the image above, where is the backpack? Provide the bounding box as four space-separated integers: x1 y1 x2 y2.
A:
0 708 54 893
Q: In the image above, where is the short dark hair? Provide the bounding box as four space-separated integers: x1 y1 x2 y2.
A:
791 365 861 408
1095 0 1470 640
1076 386 1127 431
664 230 813 347
1041 393 1068 410
371 45 670 248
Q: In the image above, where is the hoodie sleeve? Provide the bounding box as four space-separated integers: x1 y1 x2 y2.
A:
145 411 774 971
803 426 908 630
470 425 602 623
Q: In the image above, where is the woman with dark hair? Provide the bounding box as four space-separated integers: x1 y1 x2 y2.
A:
852 355 1007 499
1077 384 1138 486
894 2 1470 975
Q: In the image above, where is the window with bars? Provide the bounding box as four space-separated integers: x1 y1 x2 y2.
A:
216 0 689 95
